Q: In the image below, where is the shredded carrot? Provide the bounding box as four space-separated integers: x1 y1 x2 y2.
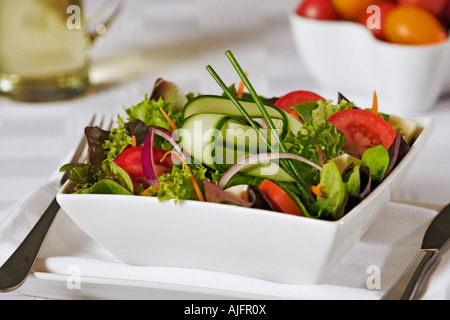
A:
145 182 170 195
371 91 378 115
131 135 137 147
159 108 178 130
289 112 304 124
310 184 322 198
161 151 205 202
236 72 248 99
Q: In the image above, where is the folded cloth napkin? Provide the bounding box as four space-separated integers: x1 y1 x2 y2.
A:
1 180 449 300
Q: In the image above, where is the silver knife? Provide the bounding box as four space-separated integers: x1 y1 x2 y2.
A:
381 202 450 300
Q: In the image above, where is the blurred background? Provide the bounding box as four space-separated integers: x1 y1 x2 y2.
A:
0 0 310 211
1 0 449 211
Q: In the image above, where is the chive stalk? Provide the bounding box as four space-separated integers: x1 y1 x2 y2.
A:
206 65 272 150
206 51 314 202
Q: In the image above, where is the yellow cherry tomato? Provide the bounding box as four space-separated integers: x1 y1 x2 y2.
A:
331 0 383 21
384 5 447 45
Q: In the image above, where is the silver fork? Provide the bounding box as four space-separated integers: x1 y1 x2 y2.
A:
0 114 111 293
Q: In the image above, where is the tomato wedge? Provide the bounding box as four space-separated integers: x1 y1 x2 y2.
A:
258 180 303 216
152 147 174 169
274 90 325 118
115 146 173 190
115 146 145 178
328 109 396 159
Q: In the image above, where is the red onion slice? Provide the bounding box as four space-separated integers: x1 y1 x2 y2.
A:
252 118 269 129
142 126 190 186
218 152 322 189
142 127 158 186
153 127 187 156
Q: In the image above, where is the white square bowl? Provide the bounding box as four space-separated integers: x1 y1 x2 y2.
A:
56 117 434 285
289 12 450 113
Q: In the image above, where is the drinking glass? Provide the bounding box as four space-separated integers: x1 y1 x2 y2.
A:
0 0 121 102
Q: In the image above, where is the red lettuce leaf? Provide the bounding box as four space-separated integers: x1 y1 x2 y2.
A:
85 126 111 169
125 120 150 146
203 181 273 211
380 130 411 182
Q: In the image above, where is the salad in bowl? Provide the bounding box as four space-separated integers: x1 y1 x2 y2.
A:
61 68 417 222
57 52 434 284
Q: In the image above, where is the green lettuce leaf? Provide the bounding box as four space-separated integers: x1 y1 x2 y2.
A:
283 120 346 186
290 101 319 124
75 180 132 195
125 95 183 130
146 164 210 203
101 159 134 194
103 116 132 160
311 161 346 220
64 163 101 193
343 164 361 196
361 145 390 180
310 99 356 125
65 159 134 195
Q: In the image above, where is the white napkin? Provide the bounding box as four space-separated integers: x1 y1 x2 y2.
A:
1 180 449 300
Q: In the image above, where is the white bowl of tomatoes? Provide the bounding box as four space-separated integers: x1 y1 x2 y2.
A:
290 0 450 113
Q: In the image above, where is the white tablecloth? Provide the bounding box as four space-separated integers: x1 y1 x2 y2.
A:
1 0 450 300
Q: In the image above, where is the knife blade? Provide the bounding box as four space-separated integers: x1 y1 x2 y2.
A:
381 202 450 300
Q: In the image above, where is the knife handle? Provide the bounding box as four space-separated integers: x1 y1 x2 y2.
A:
381 250 439 300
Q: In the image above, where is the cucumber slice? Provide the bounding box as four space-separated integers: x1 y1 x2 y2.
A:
177 113 294 182
183 95 303 136
178 113 272 169
240 163 295 183
177 113 229 169
219 119 275 152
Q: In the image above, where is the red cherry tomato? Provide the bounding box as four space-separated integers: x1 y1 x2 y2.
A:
384 5 447 45
397 0 447 17
444 0 450 28
258 180 303 216
328 109 396 159
296 0 340 20
274 90 325 118
359 1 396 40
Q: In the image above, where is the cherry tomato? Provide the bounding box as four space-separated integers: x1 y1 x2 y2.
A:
328 109 396 159
258 180 303 216
447 0 450 18
358 1 396 40
331 0 384 21
397 0 447 17
296 0 340 20
444 0 450 28
274 90 325 118
384 5 447 45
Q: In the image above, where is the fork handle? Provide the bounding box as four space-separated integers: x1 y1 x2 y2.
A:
0 198 60 293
